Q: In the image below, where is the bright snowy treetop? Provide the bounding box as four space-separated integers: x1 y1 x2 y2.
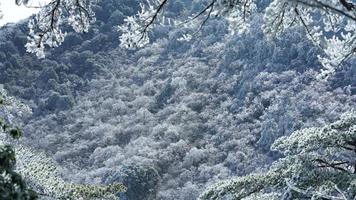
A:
18 0 96 58
10 0 356 77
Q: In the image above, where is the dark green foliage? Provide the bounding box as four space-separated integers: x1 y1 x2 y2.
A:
9 128 22 139
0 145 16 171
0 92 37 200
0 144 37 200
113 165 160 200
0 124 37 200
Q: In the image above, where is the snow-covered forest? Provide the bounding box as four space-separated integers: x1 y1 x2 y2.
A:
0 0 355 199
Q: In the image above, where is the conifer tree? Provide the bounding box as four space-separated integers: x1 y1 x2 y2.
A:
200 110 356 200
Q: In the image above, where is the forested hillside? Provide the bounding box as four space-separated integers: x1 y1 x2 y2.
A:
0 0 355 199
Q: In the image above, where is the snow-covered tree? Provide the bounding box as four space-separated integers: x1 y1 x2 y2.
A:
199 110 356 200
7 0 354 78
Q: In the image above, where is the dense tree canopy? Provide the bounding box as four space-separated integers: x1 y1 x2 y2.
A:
1 0 356 195
0 0 355 199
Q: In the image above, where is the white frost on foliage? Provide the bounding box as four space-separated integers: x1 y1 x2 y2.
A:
118 0 355 78
263 0 356 78
12 0 356 74
117 1 156 49
317 32 356 79
118 0 258 47
15 144 126 200
25 0 95 58
200 110 356 200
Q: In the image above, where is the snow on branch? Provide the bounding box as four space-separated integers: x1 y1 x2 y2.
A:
25 0 95 58
10 0 356 78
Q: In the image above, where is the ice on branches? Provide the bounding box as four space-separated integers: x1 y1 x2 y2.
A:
272 110 356 155
25 0 96 58
10 0 355 77
118 0 258 48
119 0 355 78
263 0 356 78
199 110 356 200
117 1 158 49
18 0 356 75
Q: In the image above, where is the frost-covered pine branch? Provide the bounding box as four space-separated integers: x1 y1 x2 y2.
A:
15 144 126 200
199 110 356 200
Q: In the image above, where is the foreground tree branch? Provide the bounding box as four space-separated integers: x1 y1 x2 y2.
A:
200 111 356 200
7 0 356 78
